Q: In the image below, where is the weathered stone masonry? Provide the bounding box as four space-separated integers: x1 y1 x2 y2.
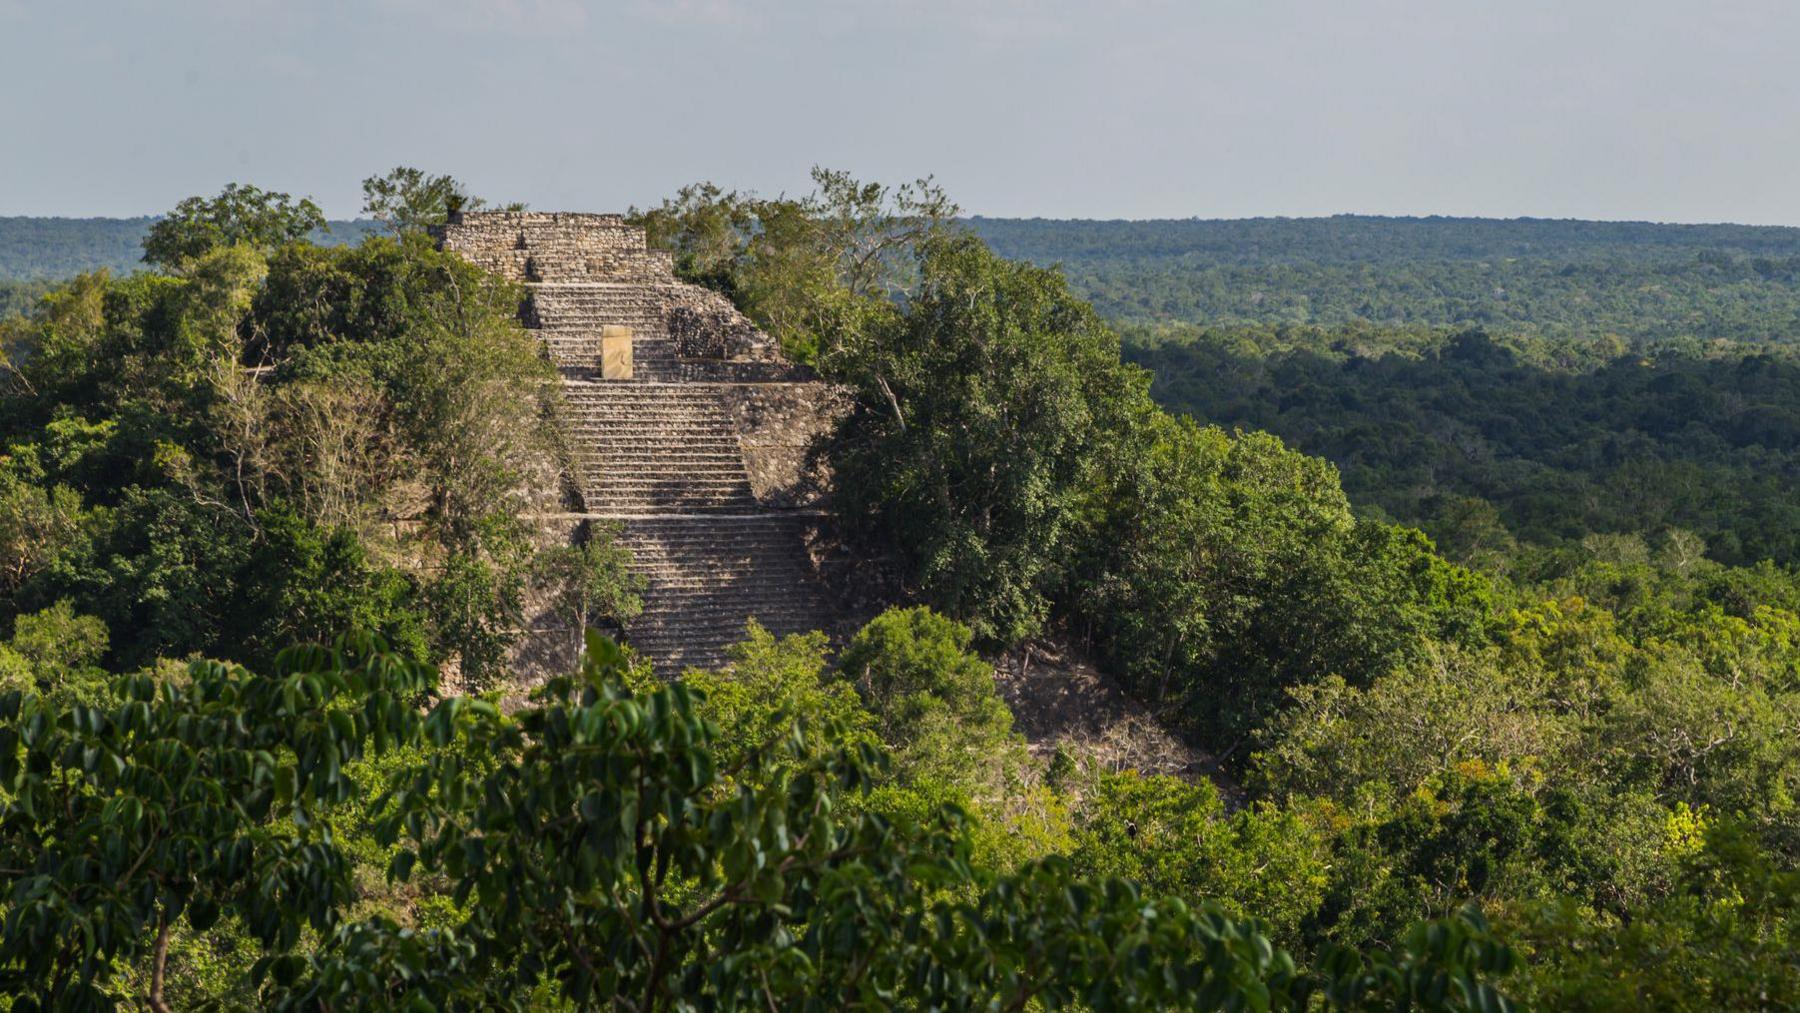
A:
436 212 844 673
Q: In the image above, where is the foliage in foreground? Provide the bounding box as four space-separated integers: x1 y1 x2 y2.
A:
0 630 1515 1011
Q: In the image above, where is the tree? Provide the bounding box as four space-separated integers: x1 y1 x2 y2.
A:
0 601 110 708
0 466 86 596
679 622 878 776
227 505 429 668
1505 821 1800 1010
631 182 760 287
1070 770 1330 943
142 184 325 271
0 626 1519 1009
831 235 1150 644
531 523 643 670
1075 413 1492 742
2 206 566 683
360 166 489 235
632 167 958 362
838 606 1019 788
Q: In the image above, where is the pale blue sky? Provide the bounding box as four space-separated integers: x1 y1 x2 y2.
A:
3 0 1798 222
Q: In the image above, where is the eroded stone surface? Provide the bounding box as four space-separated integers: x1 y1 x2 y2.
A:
994 643 1238 800
437 211 796 380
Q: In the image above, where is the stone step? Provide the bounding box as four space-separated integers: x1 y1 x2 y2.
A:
633 601 824 616
587 488 756 500
564 420 736 430
582 469 746 480
631 607 831 628
574 450 744 460
565 426 736 435
586 494 756 504
562 413 730 423
563 398 729 406
583 481 752 492
565 406 732 414
575 452 742 462
587 485 755 496
563 422 735 432
583 483 751 494
541 333 833 672
630 615 831 637
580 467 748 478
542 344 678 357
636 587 820 600
533 314 670 327
567 436 739 446
563 417 737 428
584 492 756 503
581 467 748 477
609 509 838 673
564 402 729 408
623 553 810 565
579 449 743 457
563 408 734 416
626 549 815 563
589 508 763 517
562 396 732 404
624 559 807 570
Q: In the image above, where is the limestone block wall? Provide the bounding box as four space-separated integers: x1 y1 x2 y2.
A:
435 212 668 285
665 286 780 362
438 211 801 374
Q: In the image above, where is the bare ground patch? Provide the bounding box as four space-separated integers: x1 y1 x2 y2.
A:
994 642 1242 804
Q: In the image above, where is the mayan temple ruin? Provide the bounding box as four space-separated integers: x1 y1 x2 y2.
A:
436 211 844 673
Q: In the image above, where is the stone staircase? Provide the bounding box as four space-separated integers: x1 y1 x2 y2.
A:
562 382 758 514
438 211 840 674
558 380 839 670
614 515 835 673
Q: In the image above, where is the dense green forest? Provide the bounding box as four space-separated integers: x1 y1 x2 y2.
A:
1128 325 1800 570
971 216 1800 344
19 211 1800 343
961 215 1800 575
2 176 1799 1008
0 217 156 280
971 215 1800 264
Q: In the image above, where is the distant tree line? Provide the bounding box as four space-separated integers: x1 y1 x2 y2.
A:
969 214 1800 266
971 216 1800 345
0 215 381 280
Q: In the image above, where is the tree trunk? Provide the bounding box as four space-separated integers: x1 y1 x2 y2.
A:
148 912 172 1013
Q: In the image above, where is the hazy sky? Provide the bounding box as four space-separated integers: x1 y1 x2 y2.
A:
3 0 1799 223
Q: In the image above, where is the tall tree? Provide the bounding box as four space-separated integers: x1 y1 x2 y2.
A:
632 167 958 362
141 184 325 271
359 166 491 235
832 234 1150 644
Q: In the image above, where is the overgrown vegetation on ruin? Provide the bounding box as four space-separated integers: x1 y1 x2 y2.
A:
0 171 1797 1008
